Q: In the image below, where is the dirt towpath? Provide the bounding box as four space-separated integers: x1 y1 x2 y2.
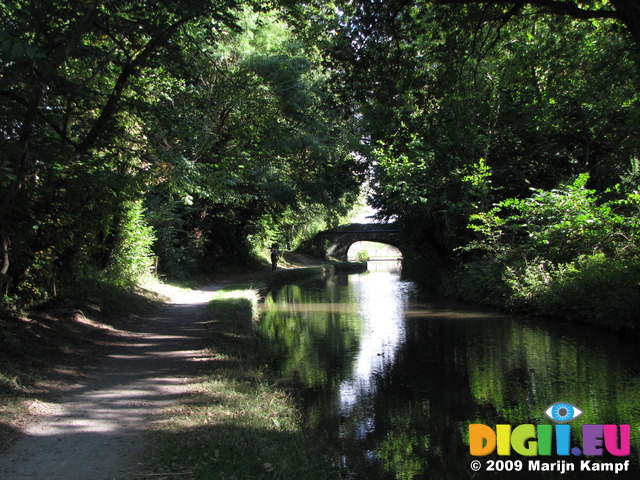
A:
0 282 228 480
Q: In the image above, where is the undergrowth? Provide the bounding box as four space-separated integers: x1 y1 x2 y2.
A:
453 173 640 330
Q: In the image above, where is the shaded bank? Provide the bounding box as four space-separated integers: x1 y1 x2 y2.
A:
0 282 162 453
401 250 640 334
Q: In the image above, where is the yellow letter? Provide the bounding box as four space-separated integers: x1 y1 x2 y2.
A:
496 424 512 455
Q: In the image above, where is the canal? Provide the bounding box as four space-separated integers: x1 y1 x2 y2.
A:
258 269 640 479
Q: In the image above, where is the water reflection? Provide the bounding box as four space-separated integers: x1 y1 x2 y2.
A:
366 259 403 273
259 272 640 479
338 273 408 413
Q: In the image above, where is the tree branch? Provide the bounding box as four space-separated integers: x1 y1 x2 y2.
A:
75 18 192 157
435 0 619 21
434 0 640 47
38 1 102 83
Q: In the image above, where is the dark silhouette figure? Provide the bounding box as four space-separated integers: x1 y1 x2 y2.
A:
270 245 279 272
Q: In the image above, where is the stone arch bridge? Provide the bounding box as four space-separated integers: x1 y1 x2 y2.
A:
314 223 405 261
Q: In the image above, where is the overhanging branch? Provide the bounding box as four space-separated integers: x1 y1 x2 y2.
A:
433 0 640 47
75 17 192 157
435 0 619 21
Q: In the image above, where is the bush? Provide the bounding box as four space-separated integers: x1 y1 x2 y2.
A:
144 197 206 278
537 255 640 328
460 173 640 329
102 201 156 287
355 249 370 263
449 258 508 306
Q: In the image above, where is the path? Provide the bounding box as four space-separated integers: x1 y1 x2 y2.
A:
0 283 224 480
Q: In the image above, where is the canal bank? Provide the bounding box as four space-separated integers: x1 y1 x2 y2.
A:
142 268 343 480
0 259 349 480
143 264 640 479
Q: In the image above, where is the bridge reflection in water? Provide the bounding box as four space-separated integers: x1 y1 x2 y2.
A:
347 241 403 273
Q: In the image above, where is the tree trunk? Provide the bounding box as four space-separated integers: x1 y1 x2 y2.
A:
0 232 8 276
0 232 9 299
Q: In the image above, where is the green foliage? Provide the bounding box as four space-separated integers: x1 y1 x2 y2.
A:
539 255 640 327
102 201 156 287
1 2 363 304
144 196 207 277
303 1 640 326
355 249 370 263
138 6 363 273
500 254 640 325
318 0 640 251
468 174 635 260
446 258 509 305
460 174 640 323
209 288 260 325
5 0 640 325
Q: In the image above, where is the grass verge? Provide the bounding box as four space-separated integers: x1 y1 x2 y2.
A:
145 285 339 480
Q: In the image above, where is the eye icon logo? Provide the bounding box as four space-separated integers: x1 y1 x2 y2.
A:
544 402 583 422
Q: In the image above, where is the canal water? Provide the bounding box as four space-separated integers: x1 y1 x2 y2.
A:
258 269 640 479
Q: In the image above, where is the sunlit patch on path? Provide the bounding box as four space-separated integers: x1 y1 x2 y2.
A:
0 283 222 480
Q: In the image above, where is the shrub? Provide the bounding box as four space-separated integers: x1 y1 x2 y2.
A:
461 173 640 328
538 255 640 328
102 201 156 287
356 249 370 263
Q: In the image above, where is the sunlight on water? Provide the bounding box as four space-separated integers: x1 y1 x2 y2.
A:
259 271 640 479
338 273 407 415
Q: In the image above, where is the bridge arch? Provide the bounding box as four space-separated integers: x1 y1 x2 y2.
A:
314 223 406 261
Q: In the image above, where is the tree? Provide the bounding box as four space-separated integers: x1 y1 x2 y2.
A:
142 7 364 273
0 1 246 299
311 0 640 251
1 2 365 300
